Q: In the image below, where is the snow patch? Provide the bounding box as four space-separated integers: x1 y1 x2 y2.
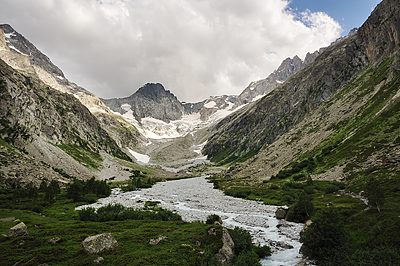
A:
276 80 284 84
8 45 28 56
4 32 16 39
204 101 216 108
251 94 266 102
128 148 150 164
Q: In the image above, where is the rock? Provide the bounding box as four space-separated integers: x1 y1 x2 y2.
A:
47 237 62 244
94 257 104 263
268 240 294 249
214 221 221 226
8 222 28 237
0 217 15 222
296 259 307 266
216 228 235 265
275 208 287 219
149 235 167 245
81 233 119 254
208 227 217 236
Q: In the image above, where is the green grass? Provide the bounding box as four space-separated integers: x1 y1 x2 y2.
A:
0 190 225 266
58 144 103 170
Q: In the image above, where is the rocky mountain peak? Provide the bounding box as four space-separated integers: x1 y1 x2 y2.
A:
134 83 178 103
0 24 64 78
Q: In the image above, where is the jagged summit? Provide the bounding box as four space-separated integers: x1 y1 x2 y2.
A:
0 24 64 78
134 83 179 103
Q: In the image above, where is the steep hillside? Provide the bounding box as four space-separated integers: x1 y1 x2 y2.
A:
203 0 399 170
0 24 145 154
0 57 133 186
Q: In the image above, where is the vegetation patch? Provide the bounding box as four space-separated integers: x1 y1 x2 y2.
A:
58 144 103 170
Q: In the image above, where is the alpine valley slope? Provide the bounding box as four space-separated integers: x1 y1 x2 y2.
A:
203 0 400 183
0 25 180 186
101 51 323 168
0 23 146 155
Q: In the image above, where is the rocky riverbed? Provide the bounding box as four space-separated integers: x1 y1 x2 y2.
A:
77 176 305 265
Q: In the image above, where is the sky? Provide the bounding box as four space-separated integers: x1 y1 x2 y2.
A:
0 0 381 103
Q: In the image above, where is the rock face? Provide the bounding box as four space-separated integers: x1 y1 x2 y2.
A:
204 0 400 182
233 51 322 108
103 83 185 123
0 24 144 183
216 228 235 265
0 57 131 185
81 233 119 254
8 222 28 237
203 0 400 167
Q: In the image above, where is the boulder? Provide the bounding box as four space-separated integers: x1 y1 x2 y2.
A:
8 222 28 237
93 257 104 263
81 233 119 254
149 235 167 245
0 217 15 222
216 228 235 265
208 227 217 236
275 208 287 219
47 237 62 244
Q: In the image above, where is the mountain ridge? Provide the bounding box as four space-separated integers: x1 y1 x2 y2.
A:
204 0 400 181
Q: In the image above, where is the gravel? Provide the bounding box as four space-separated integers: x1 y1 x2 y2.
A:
77 176 305 266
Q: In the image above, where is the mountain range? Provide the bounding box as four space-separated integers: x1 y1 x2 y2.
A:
0 0 399 189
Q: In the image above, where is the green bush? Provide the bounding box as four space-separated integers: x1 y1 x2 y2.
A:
225 188 251 198
253 245 271 258
77 203 182 222
79 207 97 221
67 177 111 202
233 251 261 266
229 227 253 255
286 191 314 223
206 214 222 224
301 208 353 265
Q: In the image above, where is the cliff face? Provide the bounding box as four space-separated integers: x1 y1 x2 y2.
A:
0 56 132 185
203 0 399 169
102 83 185 123
234 51 322 108
0 24 144 153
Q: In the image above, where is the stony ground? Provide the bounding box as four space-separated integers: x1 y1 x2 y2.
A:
77 176 305 266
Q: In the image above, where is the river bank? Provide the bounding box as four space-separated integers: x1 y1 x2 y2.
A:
77 176 305 265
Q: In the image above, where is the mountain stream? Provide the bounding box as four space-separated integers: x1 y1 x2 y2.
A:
77 176 304 265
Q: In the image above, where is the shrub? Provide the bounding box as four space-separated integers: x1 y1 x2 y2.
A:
82 193 98 203
225 188 251 198
79 207 97 221
233 251 261 266
229 227 253 255
206 214 222 225
301 208 353 265
286 191 314 223
292 173 306 181
253 245 271 258
77 204 182 222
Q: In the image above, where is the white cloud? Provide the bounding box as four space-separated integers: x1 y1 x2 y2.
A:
0 0 342 102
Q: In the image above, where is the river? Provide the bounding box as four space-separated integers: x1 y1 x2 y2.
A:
77 176 304 265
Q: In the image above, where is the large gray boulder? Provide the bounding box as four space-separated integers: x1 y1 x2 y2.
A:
8 222 28 237
275 208 287 219
216 228 235 265
81 233 119 254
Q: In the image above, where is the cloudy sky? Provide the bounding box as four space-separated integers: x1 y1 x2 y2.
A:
1 0 381 102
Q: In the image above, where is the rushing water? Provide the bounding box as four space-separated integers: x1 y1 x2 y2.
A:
77 176 304 265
